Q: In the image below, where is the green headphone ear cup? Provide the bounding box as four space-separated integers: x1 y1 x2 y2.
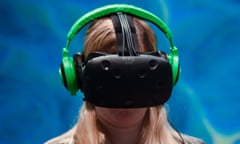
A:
175 64 180 84
60 56 79 95
59 63 68 89
168 46 180 86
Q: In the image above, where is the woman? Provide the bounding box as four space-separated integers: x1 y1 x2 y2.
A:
45 10 204 144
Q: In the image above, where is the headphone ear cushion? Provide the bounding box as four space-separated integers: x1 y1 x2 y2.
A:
73 53 84 91
59 56 78 95
157 50 180 86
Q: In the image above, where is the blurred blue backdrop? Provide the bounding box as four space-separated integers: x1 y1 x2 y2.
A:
0 0 239 144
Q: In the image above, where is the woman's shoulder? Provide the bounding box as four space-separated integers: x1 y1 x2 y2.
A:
44 127 76 144
182 134 205 144
44 135 75 144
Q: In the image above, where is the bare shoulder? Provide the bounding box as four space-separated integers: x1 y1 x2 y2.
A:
182 134 205 144
44 127 76 144
44 134 75 144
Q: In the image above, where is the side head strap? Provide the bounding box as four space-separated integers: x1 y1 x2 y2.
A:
111 12 138 56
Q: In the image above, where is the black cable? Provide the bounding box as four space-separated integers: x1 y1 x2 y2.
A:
117 12 138 56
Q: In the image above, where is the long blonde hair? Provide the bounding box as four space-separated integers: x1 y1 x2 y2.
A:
45 16 204 144
73 102 179 144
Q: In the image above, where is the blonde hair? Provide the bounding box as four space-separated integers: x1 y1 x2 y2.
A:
45 15 204 144
45 102 183 144
74 102 180 144
83 17 157 58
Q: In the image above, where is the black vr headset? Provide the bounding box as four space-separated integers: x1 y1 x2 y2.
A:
59 4 180 108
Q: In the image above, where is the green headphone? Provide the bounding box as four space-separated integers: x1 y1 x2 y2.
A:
60 4 180 95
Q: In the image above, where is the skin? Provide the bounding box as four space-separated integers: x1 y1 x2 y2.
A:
95 107 148 144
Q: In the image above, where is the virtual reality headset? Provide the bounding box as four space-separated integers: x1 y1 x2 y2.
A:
76 52 173 108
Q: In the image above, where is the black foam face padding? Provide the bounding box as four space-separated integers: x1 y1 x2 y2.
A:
81 54 172 108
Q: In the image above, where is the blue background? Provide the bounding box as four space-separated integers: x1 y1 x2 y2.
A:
0 0 239 144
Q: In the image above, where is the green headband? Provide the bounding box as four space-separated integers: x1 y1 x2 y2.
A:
65 4 174 50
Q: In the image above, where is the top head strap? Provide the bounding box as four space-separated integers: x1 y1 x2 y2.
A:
111 13 138 56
